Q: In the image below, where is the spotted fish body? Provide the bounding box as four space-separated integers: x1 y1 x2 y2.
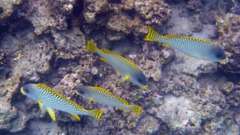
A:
145 27 227 63
76 86 142 115
21 83 103 121
87 41 148 87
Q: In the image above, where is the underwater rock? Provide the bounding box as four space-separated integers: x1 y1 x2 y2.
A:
55 72 82 97
225 84 240 107
24 121 62 135
22 0 76 35
52 28 86 59
0 0 22 20
0 75 29 132
132 115 159 134
187 0 202 12
12 40 53 81
0 50 8 70
152 95 202 133
83 0 172 41
133 0 171 25
83 0 108 23
217 13 240 74
170 53 218 77
234 110 240 125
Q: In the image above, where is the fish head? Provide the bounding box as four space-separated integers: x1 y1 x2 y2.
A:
210 47 226 62
21 84 38 101
131 72 148 88
76 86 92 99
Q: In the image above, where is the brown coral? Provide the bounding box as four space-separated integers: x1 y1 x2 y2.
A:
83 0 171 41
217 13 240 73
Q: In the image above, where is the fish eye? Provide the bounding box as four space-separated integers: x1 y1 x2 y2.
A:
24 88 29 93
138 79 143 83
77 89 85 95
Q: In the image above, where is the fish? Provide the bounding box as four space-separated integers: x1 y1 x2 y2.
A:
87 41 148 88
76 86 142 115
21 83 103 121
144 27 227 63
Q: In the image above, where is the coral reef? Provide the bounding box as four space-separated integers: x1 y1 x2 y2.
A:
52 27 86 60
83 0 172 41
20 0 76 35
0 0 22 19
217 13 240 74
0 0 239 134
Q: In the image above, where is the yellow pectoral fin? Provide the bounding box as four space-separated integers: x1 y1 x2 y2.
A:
117 107 125 111
99 58 109 63
70 114 80 120
87 98 93 106
38 100 46 114
119 75 130 84
162 44 172 48
46 106 56 121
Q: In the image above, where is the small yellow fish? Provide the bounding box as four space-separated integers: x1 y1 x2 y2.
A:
76 86 142 115
145 27 227 63
21 83 103 121
87 41 148 88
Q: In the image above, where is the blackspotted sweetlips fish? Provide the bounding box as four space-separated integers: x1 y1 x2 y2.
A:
21 83 103 121
145 27 227 63
76 86 142 115
87 41 148 88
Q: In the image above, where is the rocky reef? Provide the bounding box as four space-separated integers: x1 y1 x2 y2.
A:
83 0 172 42
0 0 240 134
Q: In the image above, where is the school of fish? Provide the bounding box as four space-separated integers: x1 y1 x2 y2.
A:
21 26 227 121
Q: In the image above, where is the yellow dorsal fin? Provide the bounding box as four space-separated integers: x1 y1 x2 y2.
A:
119 75 130 83
163 35 213 44
99 57 108 63
46 106 56 121
70 113 80 120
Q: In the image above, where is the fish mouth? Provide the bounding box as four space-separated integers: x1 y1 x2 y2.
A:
141 84 148 88
21 88 26 95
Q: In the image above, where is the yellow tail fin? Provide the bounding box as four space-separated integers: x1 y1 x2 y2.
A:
129 105 142 115
144 27 161 42
89 110 104 120
87 41 99 52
